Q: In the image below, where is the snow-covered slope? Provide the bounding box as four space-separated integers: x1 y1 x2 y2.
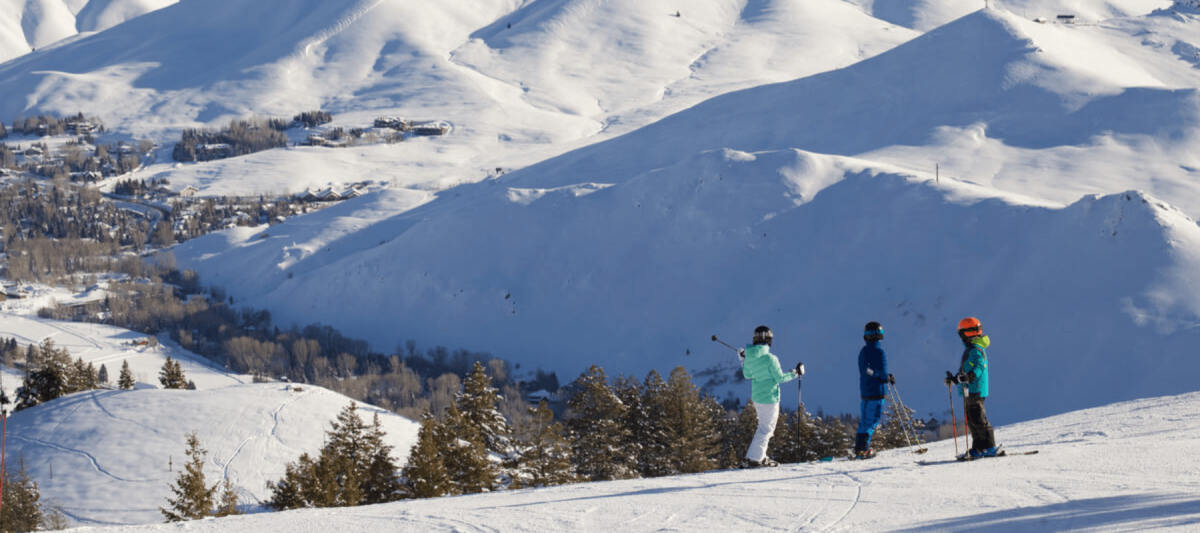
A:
171 8 1200 423
9 384 419 526
83 391 1200 532
0 0 175 63
0 312 419 527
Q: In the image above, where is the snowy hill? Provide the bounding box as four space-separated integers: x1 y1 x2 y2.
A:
83 391 1200 532
8 384 419 526
0 312 420 527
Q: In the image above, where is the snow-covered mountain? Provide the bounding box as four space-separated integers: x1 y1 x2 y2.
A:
77 391 1200 532
170 7 1200 423
4 0 1200 423
0 0 176 63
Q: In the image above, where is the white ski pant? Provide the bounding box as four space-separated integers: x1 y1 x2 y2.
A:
746 401 780 462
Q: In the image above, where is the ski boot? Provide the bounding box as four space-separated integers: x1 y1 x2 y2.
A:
967 446 1000 459
854 449 876 460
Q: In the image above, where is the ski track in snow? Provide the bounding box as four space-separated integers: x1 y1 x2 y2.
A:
295 0 389 60
11 435 158 484
89 392 165 436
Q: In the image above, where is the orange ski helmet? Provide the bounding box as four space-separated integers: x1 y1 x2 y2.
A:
957 317 982 339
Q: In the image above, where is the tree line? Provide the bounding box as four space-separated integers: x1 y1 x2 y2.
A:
160 360 919 517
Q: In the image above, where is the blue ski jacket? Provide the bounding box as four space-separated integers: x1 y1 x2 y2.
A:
858 340 889 399
742 344 798 405
958 335 990 397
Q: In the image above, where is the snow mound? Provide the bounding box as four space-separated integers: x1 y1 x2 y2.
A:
8 383 419 526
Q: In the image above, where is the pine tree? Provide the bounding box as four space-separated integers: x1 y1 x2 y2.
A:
97 363 109 385
400 411 454 499
812 416 855 460
159 357 188 389
455 361 515 477
772 404 819 463
213 476 242 517
613 374 650 476
728 400 759 462
659 367 722 474
161 432 218 522
266 403 401 509
14 339 73 411
441 402 497 494
0 457 43 532
510 400 576 489
564 366 637 481
118 359 135 389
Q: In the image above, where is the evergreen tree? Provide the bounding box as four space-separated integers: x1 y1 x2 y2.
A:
658 367 722 474
613 374 650 475
323 403 401 504
118 359 135 389
159 357 187 389
14 339 73 411
565 366 637 481
266 403 401 509
772 404 819 463
509 400 576 489
720 399 759 467
812 416 855 460
456 361 515 465
400 411 454 499
213 476 242 517
98 363 109 385
441 402 497 494
0 457 43 532
161 432 218 522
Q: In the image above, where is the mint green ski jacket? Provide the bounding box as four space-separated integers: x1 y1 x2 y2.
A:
742 344 798 405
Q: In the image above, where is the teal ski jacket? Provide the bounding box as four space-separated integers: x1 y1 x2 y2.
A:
742 344 798 405
958 335 990 397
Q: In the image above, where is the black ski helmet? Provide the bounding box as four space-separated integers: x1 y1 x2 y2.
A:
752 325 773 346
864 321 884 342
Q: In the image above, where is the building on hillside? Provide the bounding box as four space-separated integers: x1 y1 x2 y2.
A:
341 187 364 199
1057 14 1076 23
526 390 558 404
318 188 342 201
180 185 199 197
67 122 95 135
411 122 450 136
374 117 408 130
296 189 320 202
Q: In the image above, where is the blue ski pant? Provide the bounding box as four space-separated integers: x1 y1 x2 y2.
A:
857 397 885 443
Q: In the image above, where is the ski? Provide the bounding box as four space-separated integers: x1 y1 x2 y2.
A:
917 450 1038 466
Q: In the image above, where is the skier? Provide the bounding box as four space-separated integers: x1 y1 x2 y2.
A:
854 321 892 459
944 317 998 458
738 325 802 467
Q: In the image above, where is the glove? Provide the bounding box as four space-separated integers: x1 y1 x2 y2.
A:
944 371 955 386
737 348 745 362
955 372 971 384
888 374 895 385
795 362 805 376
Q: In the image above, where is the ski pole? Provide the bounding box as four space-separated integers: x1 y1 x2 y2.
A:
1 409 7 516
890 384 927 454
711 335 739 353
946 378 959 458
